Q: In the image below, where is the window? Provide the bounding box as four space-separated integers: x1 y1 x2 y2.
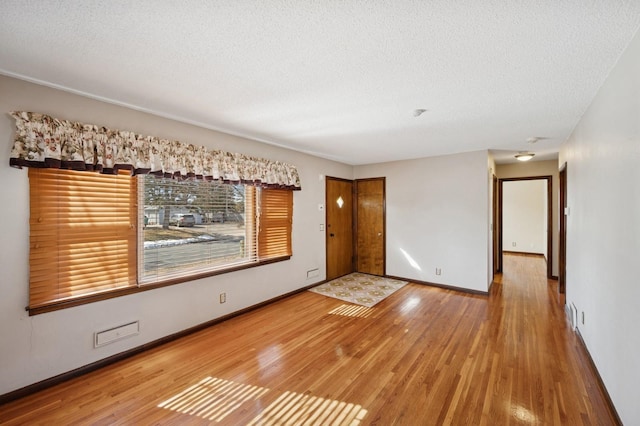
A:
140 176 257 284
27 169 293 314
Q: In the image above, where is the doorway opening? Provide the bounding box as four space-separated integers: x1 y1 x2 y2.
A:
498 176 553 279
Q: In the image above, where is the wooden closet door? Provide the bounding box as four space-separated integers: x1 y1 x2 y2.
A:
356 178 385 276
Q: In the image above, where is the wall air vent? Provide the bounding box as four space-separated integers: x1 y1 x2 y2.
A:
569 303 578 330
94 321 139 347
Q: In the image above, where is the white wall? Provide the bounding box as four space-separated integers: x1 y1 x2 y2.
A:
0 75 353 395
559 27 640 424
355 150 491 293
496 160 559 277
502 180 547 257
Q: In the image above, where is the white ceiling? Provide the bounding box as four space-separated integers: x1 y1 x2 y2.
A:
1 1 639 165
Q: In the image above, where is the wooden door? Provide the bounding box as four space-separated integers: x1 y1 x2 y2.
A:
326 177 354 280
559 164 567 293
356 178 385 276
493 174 499 275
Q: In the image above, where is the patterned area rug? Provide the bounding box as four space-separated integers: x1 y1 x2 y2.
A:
309 273 408 307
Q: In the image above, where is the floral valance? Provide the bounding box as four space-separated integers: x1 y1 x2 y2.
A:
9 111 301 190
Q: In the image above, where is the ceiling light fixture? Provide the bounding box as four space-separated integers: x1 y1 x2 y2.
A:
413 109 428 117
515 152 535 162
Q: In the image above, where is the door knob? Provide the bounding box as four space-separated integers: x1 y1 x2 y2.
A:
330 233 335 237
377 232 382 236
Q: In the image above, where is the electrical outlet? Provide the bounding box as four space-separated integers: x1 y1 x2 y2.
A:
436 268 442 276
219 293 226 304
512 242 516 247
581 311 585 325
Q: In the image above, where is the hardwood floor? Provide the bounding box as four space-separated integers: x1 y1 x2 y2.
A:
0 254 617 425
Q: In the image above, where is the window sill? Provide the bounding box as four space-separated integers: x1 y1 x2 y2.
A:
27 255 291 316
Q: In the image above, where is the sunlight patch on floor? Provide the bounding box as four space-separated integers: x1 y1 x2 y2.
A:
158 376 367 425
248 390 368 425
329 304 375 318
157 376 269 422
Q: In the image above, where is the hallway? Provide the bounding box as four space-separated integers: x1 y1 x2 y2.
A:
486 253 615 424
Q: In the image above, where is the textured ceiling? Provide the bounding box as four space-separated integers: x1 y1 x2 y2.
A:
1 1 639 165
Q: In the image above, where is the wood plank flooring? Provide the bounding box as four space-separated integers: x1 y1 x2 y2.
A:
0 254 617 425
